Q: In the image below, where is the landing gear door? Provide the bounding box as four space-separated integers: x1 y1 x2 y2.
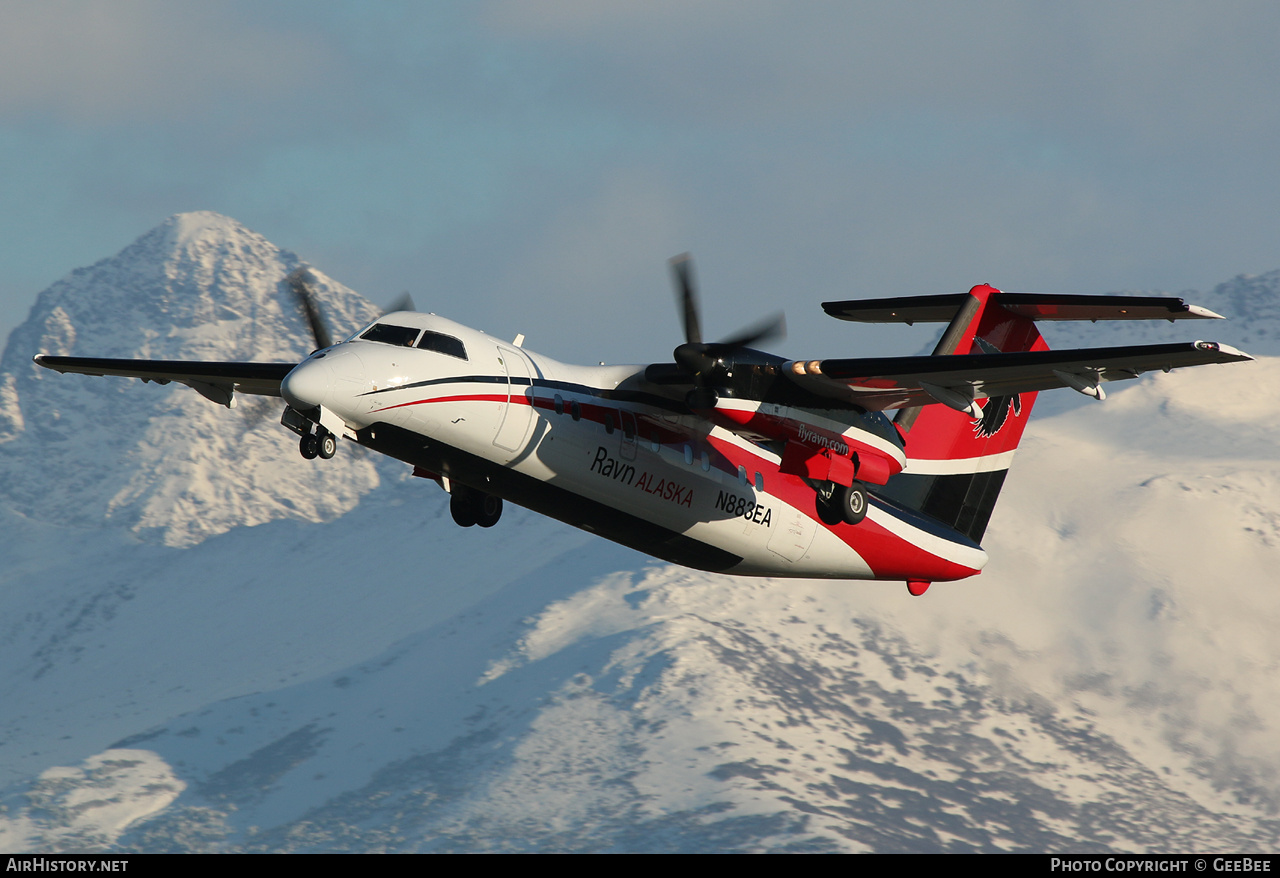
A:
494 345 535 455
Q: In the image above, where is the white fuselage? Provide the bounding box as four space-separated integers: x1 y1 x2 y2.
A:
279 313 988 582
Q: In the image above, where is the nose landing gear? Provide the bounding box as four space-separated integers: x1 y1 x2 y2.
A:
298 428 337 460
284 407 338 461
299 432 319 460
317 431 337 460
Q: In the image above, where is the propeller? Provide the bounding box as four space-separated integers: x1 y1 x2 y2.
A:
666 253 785 407
385 290 417 314
288 269 420 355
286 266 334 352
671 253 703 345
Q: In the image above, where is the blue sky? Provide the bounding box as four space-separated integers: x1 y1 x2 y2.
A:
3 1 1278 363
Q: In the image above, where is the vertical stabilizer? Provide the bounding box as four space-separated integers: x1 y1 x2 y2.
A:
881 285 1046 542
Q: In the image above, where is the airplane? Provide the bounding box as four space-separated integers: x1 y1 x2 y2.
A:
34 259 1252 596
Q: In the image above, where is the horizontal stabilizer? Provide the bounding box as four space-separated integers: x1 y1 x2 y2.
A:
823 293 1222 325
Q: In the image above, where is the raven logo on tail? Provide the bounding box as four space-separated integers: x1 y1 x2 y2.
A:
973 394 1022 438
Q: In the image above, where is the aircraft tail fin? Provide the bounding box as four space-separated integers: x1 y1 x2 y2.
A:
826 287 1225 542
875 284 1047 543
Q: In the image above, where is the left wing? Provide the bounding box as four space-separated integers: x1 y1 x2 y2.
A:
783 341 1252 412
33 355 296 407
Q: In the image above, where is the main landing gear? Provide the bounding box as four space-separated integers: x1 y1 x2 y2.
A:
298 428 337 460
815 480 869 526
449 484 503 528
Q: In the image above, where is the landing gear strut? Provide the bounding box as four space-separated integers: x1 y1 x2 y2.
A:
449 484 503 528
815 480 868 526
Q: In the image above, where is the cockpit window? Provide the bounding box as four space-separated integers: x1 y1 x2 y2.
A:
416 330 468 361
360 323 421 347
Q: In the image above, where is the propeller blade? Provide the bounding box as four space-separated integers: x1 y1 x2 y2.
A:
672 315 786 382
385 291 416 315
669 253 702 345
717 311 786 350
286 267 334 351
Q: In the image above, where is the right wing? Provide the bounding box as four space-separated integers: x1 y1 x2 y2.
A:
33 355 296 407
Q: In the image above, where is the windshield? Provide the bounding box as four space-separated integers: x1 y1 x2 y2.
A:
417 330 468 361
359 323 421 347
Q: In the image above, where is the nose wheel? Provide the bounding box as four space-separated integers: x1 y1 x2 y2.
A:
298 429 337 460
299 432 318 459
317 431 337 459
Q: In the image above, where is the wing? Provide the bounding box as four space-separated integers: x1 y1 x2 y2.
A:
33 355 296 407
783 341 1252 411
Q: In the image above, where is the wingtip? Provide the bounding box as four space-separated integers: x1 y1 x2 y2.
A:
1194 340 1254 361
1184 304 1226 320
1215 342 1254 360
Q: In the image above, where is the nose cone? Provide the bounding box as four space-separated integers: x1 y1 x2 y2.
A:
281 358 334 410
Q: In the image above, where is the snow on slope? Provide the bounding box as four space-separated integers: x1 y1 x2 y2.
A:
0 220 1276 851
0 212 381 547
2 361 1275 852
1037 269 1280 357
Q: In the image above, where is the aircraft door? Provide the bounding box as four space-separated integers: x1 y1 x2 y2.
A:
493 345 535 454
767 503 817 563
619 410 638 461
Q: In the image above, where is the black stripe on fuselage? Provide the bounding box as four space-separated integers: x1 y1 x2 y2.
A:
361 374 688 415
356 421 744 573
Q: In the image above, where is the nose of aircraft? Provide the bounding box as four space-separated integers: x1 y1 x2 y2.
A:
281 358 334 410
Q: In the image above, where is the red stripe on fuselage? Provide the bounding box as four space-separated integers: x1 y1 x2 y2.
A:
373 388 980 581
703 433 980 581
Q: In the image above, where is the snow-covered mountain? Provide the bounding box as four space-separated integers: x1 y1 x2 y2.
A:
0 212 382 547
1038 269 1280 356
0 216 1276 852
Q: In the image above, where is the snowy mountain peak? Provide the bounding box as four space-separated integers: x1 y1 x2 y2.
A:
0 213 383 547
1039 268 1280 356
1201 270 1280 353
163 210 251 250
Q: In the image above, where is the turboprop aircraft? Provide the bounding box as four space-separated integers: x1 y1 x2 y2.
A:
34 259 1251 595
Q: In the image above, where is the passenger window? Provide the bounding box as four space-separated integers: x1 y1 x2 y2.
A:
605 412 615 434
621 411 636 440
554 394 564 415
700 451 710 472
570 401 581 421
738 465 748 486
754 472 764 492
361 323 421 347
416 330 468 360
683 445 694 466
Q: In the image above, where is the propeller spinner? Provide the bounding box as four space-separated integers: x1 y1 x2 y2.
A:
666 253 785 408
